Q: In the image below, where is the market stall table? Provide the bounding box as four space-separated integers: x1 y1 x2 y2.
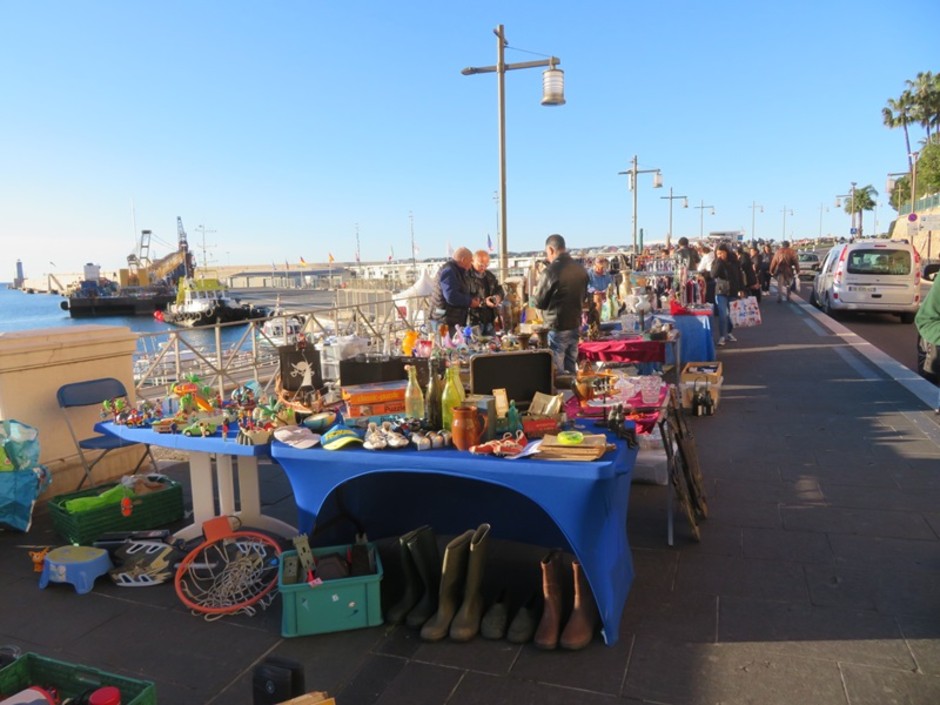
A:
271 432 638 646
652 312 716 363
96 422 296 541
579 330 682 383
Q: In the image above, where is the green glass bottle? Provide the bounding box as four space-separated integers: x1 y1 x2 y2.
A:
404 364 425 420
441 362 463 432
425 357 443 431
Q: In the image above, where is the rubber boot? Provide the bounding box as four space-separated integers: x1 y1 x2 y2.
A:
385 526 424 624
480 588 509 640
559 560 597 650
449 523 491 641
506 591 539 644
420 530 474 641
533 550 564 650
404 525 441 628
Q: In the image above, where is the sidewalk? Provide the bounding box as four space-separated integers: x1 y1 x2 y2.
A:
1 293 939 705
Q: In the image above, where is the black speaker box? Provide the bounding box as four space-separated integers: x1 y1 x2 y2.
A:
252 656 305 705
339 355 429 388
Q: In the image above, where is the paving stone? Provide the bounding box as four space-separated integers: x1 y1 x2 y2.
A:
335 653 408 705
704 496 782 530
819 481 940 514
829 533 940 572
449 669 637 705
780 505 936 540
509 638 631 695
841 662 940 705
412 635 519 676
742 526 833 563
714 477 823 505
620 590 717 644
897 616 940 677
675 553 810 602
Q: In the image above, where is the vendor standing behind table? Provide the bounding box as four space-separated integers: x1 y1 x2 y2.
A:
468 249 504 336
587 256 613 313
532 233 590 376
430 247 481 336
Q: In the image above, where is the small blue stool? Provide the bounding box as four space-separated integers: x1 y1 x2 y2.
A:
39 546 112 595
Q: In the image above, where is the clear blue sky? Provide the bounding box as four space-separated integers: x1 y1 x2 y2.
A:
1 1 935 280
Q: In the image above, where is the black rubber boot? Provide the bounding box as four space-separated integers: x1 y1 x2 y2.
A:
385 526 424 625
404 525 441 629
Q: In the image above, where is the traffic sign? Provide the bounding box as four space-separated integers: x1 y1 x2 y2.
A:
920 214 940 228
850 227 857 235
908 213 918 222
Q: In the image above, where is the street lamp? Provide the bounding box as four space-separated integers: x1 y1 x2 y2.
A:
694 200 715 239
659 187 687 250
818 204 828 240
462 24 565 283
780 207 794 240
835 182 857 239
618 155 662 261
887 152 919 216
750 201 764 245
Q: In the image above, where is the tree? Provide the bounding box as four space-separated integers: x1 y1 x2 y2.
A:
843 185 878 239
906 71 940 143
883 91 916 171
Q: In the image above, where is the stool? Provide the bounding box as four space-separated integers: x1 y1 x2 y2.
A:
39 546 112 595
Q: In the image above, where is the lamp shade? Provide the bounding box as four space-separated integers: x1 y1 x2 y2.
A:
886 177 896 193
541 67 565 106
652 172 663 188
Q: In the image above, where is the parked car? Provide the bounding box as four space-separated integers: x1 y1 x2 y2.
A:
810 239 922 323
797 252 821 281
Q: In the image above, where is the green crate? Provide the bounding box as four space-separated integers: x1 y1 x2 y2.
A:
279 545 383 637
48 479 184 545
0 652 156 704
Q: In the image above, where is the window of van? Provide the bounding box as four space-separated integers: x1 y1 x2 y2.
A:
846 249 911 276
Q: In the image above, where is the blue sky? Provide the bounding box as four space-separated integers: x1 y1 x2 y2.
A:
1 1 935 280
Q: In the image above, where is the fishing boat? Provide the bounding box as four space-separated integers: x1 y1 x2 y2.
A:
156 277 269 328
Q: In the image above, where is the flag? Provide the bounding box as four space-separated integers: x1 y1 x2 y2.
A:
328 252 335 264
355 248 360 263
487 233 494 254
447 241 453 257
285 259 290 271
413 243 421 255
388 246 394 262
299 256 307 266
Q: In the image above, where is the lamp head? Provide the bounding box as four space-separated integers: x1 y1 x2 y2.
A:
541 61 565 106
682 198 688 208
652 172 663 188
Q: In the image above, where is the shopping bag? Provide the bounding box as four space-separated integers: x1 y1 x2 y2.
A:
729 297 762 328
0 420 52 532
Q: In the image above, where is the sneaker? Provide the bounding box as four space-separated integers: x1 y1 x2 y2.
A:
717 337 726 347
363 422 387 451
726 333 737 342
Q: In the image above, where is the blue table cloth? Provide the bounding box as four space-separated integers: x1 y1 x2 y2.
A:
271 431 638 646
653 313 716 363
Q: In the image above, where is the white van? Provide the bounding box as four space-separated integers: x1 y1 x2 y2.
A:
810 239 922 323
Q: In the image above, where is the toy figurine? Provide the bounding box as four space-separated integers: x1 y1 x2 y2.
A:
506 400 523 434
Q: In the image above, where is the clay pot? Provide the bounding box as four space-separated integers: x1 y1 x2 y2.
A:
574 375 596 402
451 405 488 451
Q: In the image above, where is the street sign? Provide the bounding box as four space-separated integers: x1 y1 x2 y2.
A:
919 214 940 228
908 213 918 222
850 227 857 235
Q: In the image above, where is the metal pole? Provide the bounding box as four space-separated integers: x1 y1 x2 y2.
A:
632 155 639 257
496 25 509 284
850 182 857 238
667 187 674 250
700 200 705 239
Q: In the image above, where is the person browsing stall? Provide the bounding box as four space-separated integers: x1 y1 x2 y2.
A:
468 250 504 336
915 271 940 414
532 234 590 375
430 247 481 336
587 256 613 311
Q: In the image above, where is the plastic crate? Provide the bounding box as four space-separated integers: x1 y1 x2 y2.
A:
279 545 383 637
0 652 156 705
48 478 184 545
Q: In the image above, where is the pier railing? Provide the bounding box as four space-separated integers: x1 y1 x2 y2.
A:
132 293 434 402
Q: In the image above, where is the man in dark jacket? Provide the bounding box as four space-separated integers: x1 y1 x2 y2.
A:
532 234 589 375
468 250 504 336
430 247 480 336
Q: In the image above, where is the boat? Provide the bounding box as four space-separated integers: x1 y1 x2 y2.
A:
156 277 270 328
260 313 306 347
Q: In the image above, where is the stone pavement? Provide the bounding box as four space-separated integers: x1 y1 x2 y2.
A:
1 291 939 705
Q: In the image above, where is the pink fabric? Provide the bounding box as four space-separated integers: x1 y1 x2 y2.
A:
578 340 665 363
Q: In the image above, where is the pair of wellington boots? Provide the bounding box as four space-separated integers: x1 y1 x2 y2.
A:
480 590 540 643
386 525 441 628
420 523 491 642
534 549 598 650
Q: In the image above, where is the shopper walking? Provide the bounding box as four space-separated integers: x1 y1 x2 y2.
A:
915 270 940 414
467 250 504 336
710 243 735 346
430 247 481 336
758 244 773 293
532 234 590 375
747 246 763 302
769 241 800 303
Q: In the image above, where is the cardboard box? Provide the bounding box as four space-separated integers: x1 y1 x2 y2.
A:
344 399 407 418
679 378 722 411
341 379 407 405
680 362 723 386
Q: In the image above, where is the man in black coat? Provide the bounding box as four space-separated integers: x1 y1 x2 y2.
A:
467 250 505 336
430 247 481 336
532 234 589 375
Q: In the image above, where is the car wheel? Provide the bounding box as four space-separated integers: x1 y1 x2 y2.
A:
823 293 837 318
899 312 915 324
809 288 818 307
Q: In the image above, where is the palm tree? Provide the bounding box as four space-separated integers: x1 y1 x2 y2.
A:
883 91 916 171
906 71 938 143
843 185 878 239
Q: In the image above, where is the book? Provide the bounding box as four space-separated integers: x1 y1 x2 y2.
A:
341 379 408 405
345 399 407 418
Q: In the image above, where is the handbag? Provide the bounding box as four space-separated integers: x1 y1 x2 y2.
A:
729 296 762 328
715 278 730 296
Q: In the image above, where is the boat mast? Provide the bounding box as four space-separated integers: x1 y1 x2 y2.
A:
410 211 417 281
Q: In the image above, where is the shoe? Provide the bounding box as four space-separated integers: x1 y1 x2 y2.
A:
717 337 726 347
726 333 737 342
412 432 432 451
363 422 387 450
380 421 409 449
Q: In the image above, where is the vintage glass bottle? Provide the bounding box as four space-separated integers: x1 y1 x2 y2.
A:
404 364 425 420
425 357 443 430
441 362 463 431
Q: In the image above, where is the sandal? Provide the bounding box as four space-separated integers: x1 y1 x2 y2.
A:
363 422 387 451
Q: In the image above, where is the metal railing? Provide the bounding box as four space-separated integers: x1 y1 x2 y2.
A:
132 293 434 402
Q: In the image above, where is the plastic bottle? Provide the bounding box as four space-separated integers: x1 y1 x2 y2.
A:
425 357 443 431
404 364 425 420
441 362 463 431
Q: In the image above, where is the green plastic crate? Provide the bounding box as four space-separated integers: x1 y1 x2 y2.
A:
279 545 383 637
0 652 156 704
48 479 184 545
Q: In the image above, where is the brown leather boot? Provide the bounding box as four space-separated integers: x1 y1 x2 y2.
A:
559 560 597 650
533 549 563 650
449 523 491 641
420 530 473 641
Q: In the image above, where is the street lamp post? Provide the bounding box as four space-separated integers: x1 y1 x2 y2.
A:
694 200 715 239
780 207 793 240
462 25 565 283
835 183 857 240
818 204 828 240
618 155 662 261
659 186 687 250
750 201 764 245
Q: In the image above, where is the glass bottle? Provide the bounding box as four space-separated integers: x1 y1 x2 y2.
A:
425 357 443 431
441 362 463 432
404 364 425 420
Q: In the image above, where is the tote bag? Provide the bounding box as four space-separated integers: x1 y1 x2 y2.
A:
729 297 762 328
